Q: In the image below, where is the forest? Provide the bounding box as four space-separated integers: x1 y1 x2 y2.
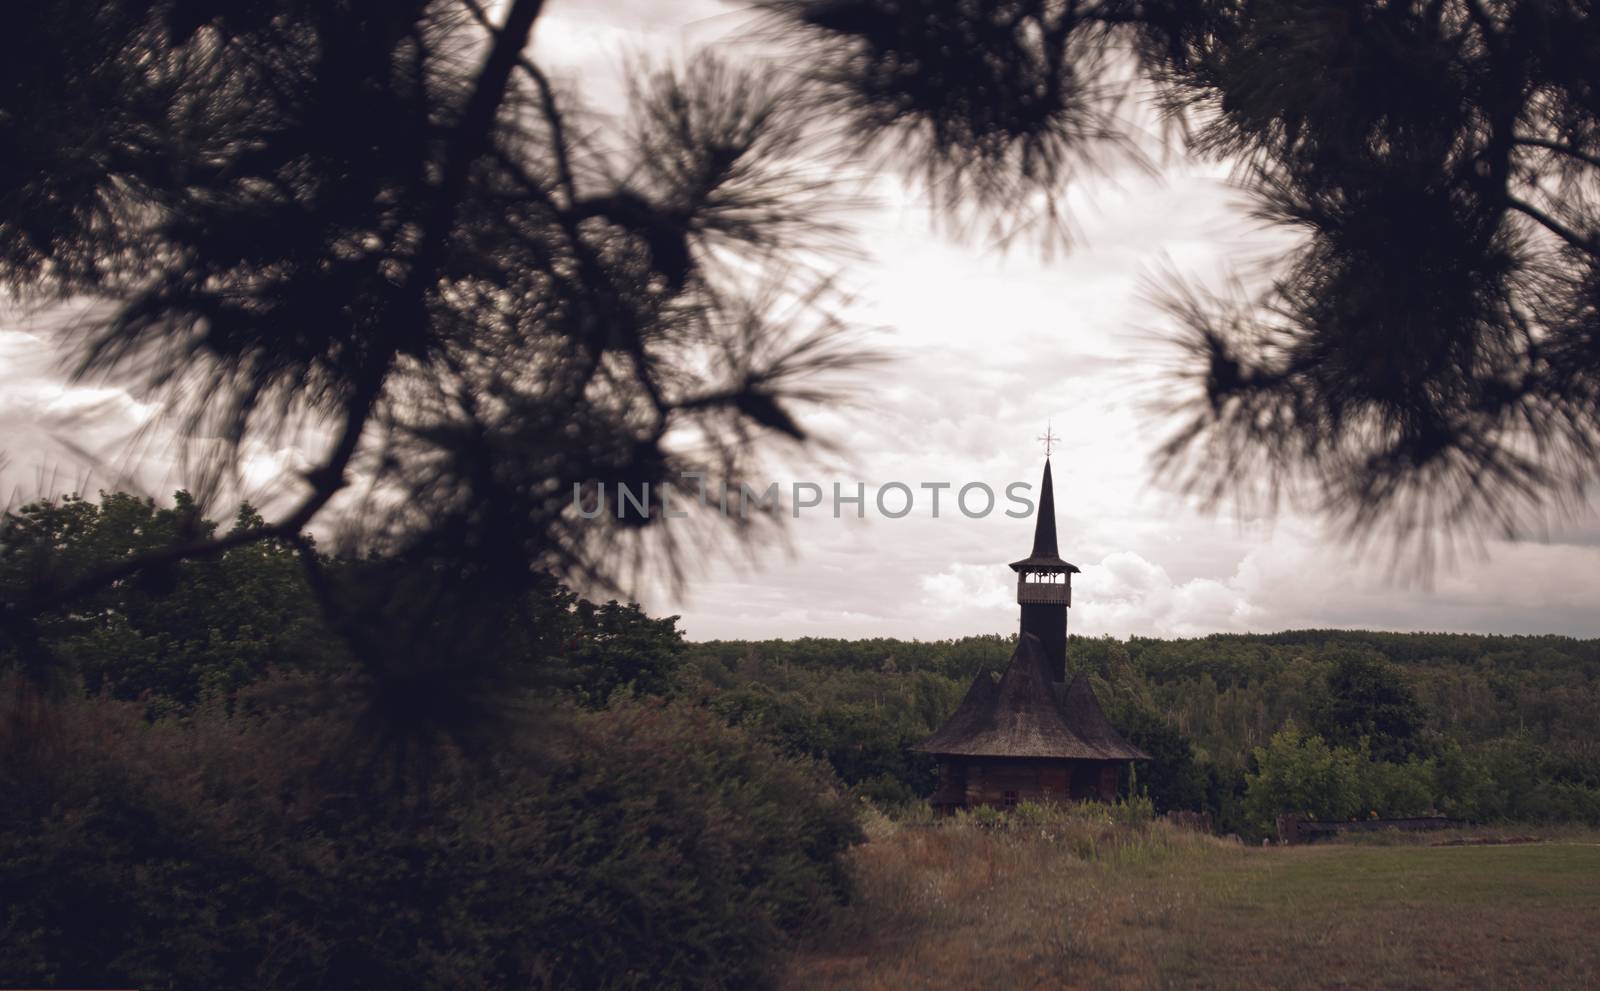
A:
5 492 1598 988
685 627 1600 833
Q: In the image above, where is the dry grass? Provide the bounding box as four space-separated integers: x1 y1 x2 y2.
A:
783 808 1600 990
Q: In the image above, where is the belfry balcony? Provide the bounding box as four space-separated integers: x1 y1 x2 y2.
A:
1016 579 1071 605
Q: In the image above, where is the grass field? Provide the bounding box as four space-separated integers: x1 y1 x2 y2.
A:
783 811 1600 990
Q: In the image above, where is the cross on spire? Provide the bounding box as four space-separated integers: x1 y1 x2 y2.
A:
1037 421 1060 458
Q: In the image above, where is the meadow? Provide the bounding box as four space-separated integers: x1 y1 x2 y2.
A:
784 807 1600 990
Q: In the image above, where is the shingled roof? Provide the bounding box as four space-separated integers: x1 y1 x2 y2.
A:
1059 672 1148 759
911 634 1149 760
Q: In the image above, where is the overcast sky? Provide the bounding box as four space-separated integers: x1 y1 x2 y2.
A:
3 0 1598 642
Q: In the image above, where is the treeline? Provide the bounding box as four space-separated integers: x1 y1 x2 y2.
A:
679 629 1600 834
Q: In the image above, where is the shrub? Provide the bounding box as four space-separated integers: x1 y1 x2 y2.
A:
963 805 1005 829
0 680 863 990
1110 794 1156 826
1242 723 1368 831
1361 758 1440 818
528 699 864 986
1010 800 1057 826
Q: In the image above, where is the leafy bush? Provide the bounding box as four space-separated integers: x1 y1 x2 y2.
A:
1110 794 1156 826
0 681 862 990
528 699 863 986
1242 723 1372 830
962 805 1006 829
1010 800 1057 826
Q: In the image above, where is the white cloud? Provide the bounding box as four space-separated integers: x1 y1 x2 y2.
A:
0 329 157 500
1054 550 1252 638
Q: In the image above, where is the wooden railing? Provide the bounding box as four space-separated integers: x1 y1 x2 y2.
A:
1016 581 1071 605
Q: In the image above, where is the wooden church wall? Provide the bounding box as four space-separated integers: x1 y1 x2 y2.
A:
1098 764 1119 800
957 759 1121 807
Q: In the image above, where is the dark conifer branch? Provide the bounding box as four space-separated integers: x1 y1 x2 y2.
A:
460 0 578 208
1513 135 1600 172
1506 196 1600 256
9 0 555 616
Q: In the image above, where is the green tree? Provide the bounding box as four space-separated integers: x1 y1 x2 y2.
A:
1242 723 1369 832
0 492 335 709
1310 652 1428 762
561 597 687 706
1113 705 1209 814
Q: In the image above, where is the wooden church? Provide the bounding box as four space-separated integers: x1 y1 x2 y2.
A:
913 455 1148 812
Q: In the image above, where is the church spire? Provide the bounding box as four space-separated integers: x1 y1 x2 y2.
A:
1009 456 1076 573
1010 449 1079 682
1030 458 1060 561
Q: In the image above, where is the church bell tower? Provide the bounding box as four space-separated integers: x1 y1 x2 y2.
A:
1010 439 1078 683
